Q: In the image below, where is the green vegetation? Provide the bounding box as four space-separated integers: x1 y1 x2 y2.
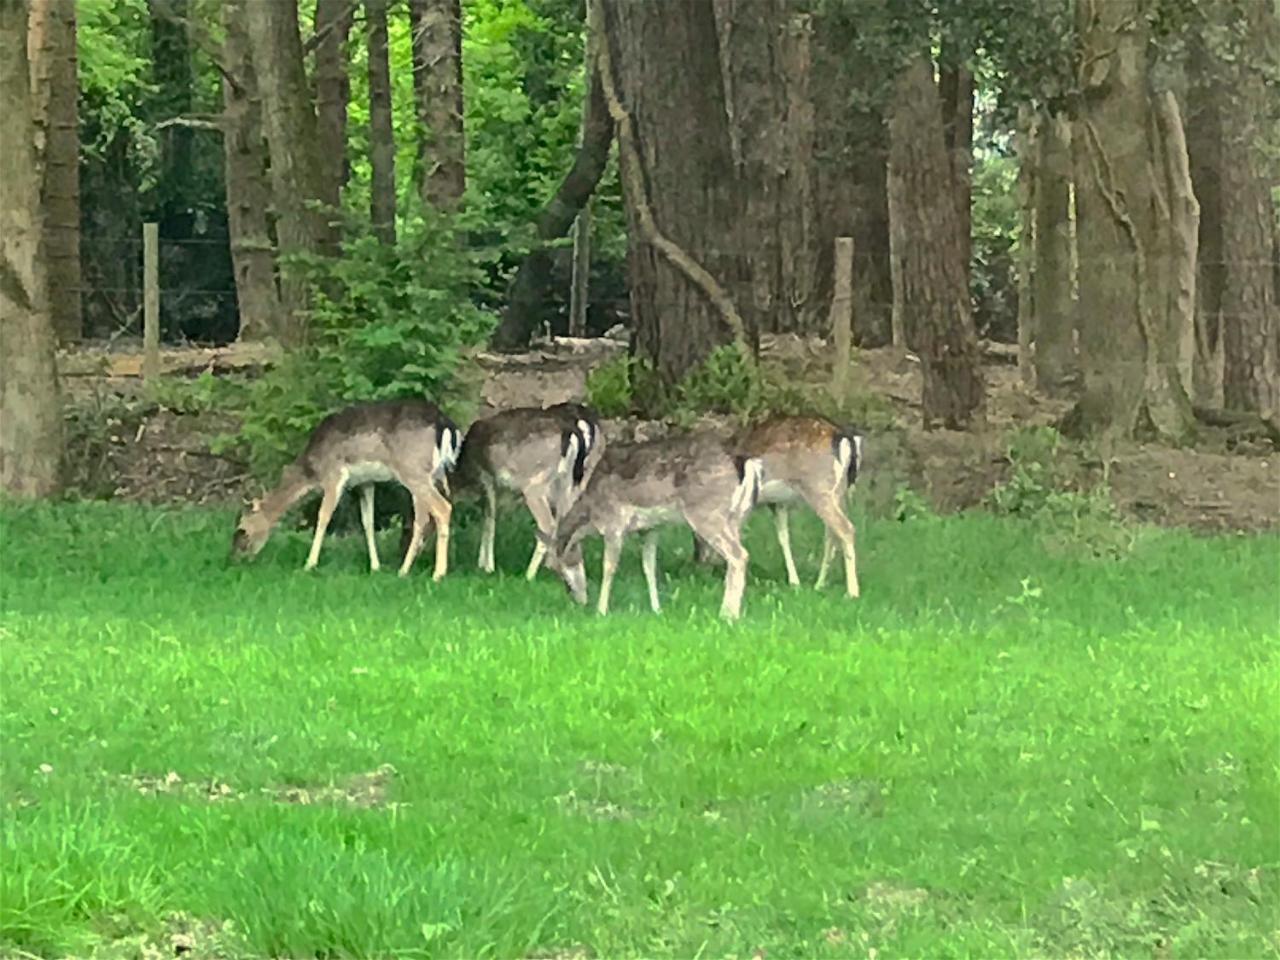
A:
2 502 1276 958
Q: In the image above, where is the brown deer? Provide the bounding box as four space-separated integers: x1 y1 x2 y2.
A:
543 432 765 620
697 414 864 597
230 399 460 578
448 403 604 579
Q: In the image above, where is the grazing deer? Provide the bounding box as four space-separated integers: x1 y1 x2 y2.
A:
544 432 765 620
451 403 604 579
695 414 864 597
230 399 460 578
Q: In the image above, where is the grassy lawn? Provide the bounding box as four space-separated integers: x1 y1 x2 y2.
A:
1 500 1277 958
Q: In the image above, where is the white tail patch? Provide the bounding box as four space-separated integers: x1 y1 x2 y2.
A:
730 457 765 513
835 435 853 486
433 424 460 476
576 418 594 453
557 431 582 479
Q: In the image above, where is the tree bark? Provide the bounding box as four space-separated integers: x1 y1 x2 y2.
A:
1186 29 1225 407
810 4 892 347
27 0 80 343
600 0 765 392
366 0 396 245
408 0 465 211
220 0 281 342
939 62 974 291
887 55 985 429
313 0 354 211
712 0 818 337
491 4 615 351
245 0 334 344
2 0 62 497
1032 111 1076 395
1067 0 1195 443
1015 107 1036 387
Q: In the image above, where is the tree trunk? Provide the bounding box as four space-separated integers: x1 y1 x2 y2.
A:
408 0 465 211
1015 107 1036 387
2 0 62 497
1207 1 1278 417
712 0 818 337
366 0 396 245
1032 111 1076 395
313 0 354 211
600 0 763 392
887 55 985 429
939 62 974 295
221 0 281 342
1186 30 1225 407
491 4 615 351
1068 0 1195 444
245 0 334 344
811 3 892 347
27 0 80 343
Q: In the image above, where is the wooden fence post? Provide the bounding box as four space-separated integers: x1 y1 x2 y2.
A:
829 235 855 402
143 221 159 381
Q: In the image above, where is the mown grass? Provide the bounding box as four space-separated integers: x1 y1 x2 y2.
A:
1 498 1277 959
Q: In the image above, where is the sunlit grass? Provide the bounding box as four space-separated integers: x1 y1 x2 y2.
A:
1 500 1277 958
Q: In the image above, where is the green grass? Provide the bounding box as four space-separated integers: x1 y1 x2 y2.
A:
1 499 1277 959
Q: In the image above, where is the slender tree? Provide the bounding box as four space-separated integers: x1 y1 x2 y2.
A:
245 0 334 343
220 0 281 341
2 0 62 497
887 55 985 429
408 0 465 210
366 0 396 244
1031 111 1075 395
313 0 354 211
27 0 80 343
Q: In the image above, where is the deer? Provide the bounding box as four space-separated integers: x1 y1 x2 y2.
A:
230 398 461 578
695 414 864 597
448 403 604 580
542 431 765 621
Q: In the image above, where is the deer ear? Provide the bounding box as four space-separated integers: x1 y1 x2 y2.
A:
250 497 263 512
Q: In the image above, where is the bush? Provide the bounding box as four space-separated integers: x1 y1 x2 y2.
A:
218 212 495 480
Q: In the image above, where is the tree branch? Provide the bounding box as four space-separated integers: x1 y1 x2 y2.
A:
302 0 361 56
157 115 224 132
594 0 750 353
151 0 242 94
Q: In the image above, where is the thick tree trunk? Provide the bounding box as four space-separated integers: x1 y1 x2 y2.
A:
491 9 615 351
366 0 396 245
1032 111 1076 395
313 0 354 211
1068 0 1195 443
246 0 334 344
601 0 774 392
887 55 985 429
408 0 465 211
27 0 80 343
221 0 281 342
810 5 892 347
712 0 818 336
1210 1 1278 417
2 0 62 497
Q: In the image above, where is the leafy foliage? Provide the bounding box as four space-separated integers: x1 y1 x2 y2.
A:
220 212 495 480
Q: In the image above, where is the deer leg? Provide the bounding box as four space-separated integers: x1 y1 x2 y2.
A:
426 487 452 582
641 532 661 613
809 492 859 598
688 518 749 621
772 504 800 587
816 527 835 589
597 533 623 616
691 531 725 567
479 476 497 573
522 485 556 581
305 477 346 570
358 484 380 572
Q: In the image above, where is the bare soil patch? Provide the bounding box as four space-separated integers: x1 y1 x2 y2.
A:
58 335 1278 533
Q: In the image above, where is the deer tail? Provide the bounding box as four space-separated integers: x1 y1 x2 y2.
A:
730 455 765 513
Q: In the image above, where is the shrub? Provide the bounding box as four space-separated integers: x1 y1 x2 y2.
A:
218 212 495 480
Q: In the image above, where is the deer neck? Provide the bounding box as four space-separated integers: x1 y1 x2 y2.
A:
260 464 314 525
